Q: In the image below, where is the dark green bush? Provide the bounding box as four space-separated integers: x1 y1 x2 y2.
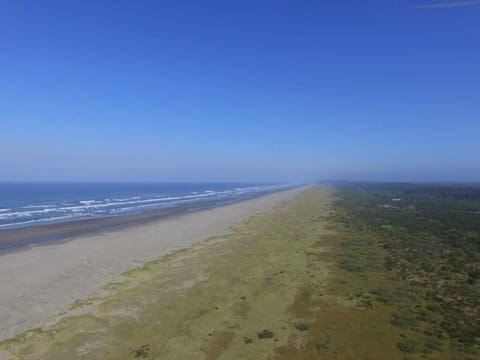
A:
294 322 310 332
397 339 421 353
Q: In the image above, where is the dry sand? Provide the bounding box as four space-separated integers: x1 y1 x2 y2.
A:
0 187 304 344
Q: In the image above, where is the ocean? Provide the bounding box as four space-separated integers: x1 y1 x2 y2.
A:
0 182 290 230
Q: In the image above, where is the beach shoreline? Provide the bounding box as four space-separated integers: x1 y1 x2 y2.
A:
0 186 307 343
0 187 297 254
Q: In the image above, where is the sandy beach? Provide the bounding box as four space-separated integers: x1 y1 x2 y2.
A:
0 187 305 344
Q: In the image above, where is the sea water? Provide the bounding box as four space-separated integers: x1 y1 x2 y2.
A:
0 182 290 229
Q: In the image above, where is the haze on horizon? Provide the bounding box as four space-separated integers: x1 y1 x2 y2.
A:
1 1 479 183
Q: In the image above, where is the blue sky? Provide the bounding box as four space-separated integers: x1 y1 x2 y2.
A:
0 0 479 182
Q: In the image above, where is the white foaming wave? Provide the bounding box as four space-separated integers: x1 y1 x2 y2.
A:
0 194 192 219
0 214 80 229
110 191 250 213
0 208 58 219
16 188 258 215
108 196 217 214
69 187 278 214
79 200 98 205
58 198 168 211
94 189 241 211
113 196 142 201
0 185 288 224
53 191 228 212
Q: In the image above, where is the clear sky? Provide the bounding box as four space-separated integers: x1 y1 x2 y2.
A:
0 0 479 183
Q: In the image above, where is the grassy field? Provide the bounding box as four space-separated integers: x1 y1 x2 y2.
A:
2 186 478 359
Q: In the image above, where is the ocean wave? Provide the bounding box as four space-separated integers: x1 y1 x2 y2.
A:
0 214 81 229
23 204 57 209
79 200 98 205
0 208 58 219
0 185 289 227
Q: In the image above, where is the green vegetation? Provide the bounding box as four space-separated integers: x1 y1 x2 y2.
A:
333 183 480 356
397 338 421 353
293 323 310 332
274 184 479 359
